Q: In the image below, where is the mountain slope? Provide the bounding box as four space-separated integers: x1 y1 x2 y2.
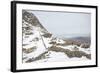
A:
22 10 91 63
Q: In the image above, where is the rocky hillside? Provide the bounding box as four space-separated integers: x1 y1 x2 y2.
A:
22 10 91 63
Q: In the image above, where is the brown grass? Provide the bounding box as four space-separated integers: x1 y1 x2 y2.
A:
25 32 33 35
26 51 48 63
50 39 90 49
60 40 81 46
23 46 37 54
81 43 90 48
42 33 52 38
49 41 56 44
48 46 91 59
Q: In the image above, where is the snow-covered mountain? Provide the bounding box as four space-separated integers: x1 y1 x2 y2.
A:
22 10 91 63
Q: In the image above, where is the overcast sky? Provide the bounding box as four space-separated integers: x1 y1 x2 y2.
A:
28 10 91 38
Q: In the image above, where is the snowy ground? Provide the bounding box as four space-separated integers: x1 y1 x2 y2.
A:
22 11 91 63
27 51 89 63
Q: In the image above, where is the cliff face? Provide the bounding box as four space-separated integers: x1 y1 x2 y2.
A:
22 10 91 63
